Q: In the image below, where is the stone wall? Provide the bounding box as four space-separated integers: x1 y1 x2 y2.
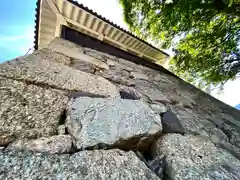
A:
0 38 239 179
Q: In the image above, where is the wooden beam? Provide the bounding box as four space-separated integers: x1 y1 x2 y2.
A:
46 0 67 25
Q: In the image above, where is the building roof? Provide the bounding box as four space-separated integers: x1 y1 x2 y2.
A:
34 0 169 64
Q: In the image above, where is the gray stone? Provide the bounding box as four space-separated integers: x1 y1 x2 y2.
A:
119 86 141 100
150 103 167 114
154 74 173 83
170 105 230 143
99 72 133 86
132 80 170 103
0 77 68 145
107 59 116 67
66 97 162 150
0 149 160 180
217 141 240 160
131 72 149 80
32 48 71 65
6 135 72 154
95 63 133 86
48 39 110 70
0 53 119 97
161 110 185 134
117 57 140 71
70 54 109 71
147 155 165 179
84 46 118 61
135 151 164 179
1 37 240 179
70 59 98 74
155 134 240 180
57 125 66 135
48 37 84 55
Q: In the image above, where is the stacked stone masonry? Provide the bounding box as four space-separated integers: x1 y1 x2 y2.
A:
0 38 240 179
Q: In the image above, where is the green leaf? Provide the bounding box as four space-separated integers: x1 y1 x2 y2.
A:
119 0 240 88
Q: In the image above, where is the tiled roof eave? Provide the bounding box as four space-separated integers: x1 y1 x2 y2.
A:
34 0 170 63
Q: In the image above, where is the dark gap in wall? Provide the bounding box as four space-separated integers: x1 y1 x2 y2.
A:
135 149 165 179
119 89 140 100
69 141 79 155
59 109 67 125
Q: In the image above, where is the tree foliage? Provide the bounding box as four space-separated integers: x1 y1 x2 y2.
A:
119 0 240 87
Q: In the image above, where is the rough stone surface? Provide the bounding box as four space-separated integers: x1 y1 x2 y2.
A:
135 151 164 178
0 52 119 98
170 105 234 144
161 110 185 134
155 134 240 180
132 79 170 103
131 71 149 80
32 48 71 65
6 135 72 154
67 97 162 150
0 77 68 145
119 85 141 100
70 55 109 71
0 149 160 180
48 37 84 54
57 125 66 135
1 37 240 179
150 103 167 114
48 38 110 70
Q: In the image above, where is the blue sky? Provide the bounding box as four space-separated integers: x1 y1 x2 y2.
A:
0 0 239 108
0 0 36 62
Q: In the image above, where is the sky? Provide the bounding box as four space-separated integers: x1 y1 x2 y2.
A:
0 0 36 62
0 0 239 108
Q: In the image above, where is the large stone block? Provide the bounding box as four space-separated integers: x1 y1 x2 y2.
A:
0 149 160 180
47 37 84 55
161 110 185 134
66 97 162 150
6 135 73 154
32 48 71 65
132 79 170 103
0 53 119 97
48 38 110 70
154 134 240 180
0 77 68 146
170 105 229 142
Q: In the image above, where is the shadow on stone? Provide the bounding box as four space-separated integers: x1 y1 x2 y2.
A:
135 150 165 179
59 109 67 125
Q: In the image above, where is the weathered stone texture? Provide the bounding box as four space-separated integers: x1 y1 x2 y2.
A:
67 97 162 150
32 48 71 65
0 77 68 146
0 149 160 180
0 38 240 179
132 79 170 103
0 52 119 97
119 85 141 100
6 135 72 154
154 134 240 180
161 110 185 134
150 103 167 114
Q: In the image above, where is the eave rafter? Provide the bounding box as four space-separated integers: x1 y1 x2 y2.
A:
36 0 169 63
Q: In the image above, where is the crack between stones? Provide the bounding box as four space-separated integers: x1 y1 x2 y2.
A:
0 75 107 99
81 131 161 152
0 75 71 92
134 141 166 179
